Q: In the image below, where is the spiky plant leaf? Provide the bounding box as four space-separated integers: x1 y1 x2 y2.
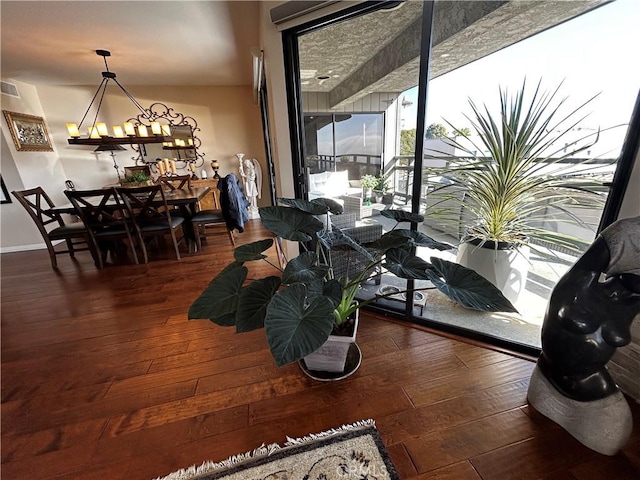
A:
428 79 606 249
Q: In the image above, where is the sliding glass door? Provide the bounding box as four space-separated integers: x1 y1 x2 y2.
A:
283 0 640 353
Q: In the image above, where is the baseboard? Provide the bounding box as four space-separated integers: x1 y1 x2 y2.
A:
1 242 51 254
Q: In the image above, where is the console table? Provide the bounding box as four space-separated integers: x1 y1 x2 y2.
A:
191 178 220 209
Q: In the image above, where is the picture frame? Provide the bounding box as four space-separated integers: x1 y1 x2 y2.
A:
2 110 54 152
0 175 12 204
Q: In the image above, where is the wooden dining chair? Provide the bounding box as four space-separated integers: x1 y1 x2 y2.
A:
157 175 192 191
116 185 186 262
190 190 235 249
11 187 94 269
64 188 139 269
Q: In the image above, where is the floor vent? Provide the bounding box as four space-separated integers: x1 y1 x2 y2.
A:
1 81 20 98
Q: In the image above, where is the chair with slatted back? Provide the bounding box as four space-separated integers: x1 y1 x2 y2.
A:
190 189 235 248
12 187 94 269
116 185 186 262
158 175 192 191
64 188 139 269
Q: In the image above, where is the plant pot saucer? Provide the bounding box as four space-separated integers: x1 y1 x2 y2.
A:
298 343 362 381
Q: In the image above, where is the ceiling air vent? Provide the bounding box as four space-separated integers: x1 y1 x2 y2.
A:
1 81 20 98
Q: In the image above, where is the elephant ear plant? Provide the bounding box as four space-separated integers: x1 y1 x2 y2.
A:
189 198 516 367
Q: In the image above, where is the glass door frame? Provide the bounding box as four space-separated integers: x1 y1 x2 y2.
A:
280 0 640 356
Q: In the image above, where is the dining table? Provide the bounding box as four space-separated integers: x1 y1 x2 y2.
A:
49 186 211 254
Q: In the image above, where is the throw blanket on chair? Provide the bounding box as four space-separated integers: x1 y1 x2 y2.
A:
218 174 250 233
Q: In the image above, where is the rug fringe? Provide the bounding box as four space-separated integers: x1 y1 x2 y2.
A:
284 418 376 446
153 443 281 480
154 419 376 480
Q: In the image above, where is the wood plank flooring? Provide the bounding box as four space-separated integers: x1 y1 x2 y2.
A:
2 219 639 479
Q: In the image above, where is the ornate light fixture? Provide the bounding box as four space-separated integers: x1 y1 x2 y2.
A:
66 50 171 146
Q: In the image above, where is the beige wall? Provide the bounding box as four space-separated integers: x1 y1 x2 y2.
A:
1 80 264 251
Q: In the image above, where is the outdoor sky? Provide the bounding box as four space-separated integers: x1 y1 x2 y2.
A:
401 0 640 157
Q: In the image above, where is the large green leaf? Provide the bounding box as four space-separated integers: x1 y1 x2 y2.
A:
236 276 282 332
282 251 329 284
384 248 433 280
264 284 336 366
369 231 413 251
188 263 248 325
277 198 343 215
313 198 344 215
383 229 454 251
426 257 517 312
380 209 424 224
259 206 324 241
233 239 274 262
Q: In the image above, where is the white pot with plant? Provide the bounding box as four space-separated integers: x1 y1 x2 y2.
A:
360 174 378 205
189 198 516 378
427 80 608 303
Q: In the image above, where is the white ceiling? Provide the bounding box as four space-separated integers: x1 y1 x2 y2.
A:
1 1 261 87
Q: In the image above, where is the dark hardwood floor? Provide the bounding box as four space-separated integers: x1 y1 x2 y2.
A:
2 219 639 480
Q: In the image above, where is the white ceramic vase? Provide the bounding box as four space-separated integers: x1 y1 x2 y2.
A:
456 241 530 304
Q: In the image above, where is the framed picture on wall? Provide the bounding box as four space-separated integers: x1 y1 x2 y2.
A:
1 175 12 204
2 110 54 152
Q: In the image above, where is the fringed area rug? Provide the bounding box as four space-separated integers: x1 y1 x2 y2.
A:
155 419 399 480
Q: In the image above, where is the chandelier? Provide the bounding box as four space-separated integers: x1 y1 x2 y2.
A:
66 50 171 146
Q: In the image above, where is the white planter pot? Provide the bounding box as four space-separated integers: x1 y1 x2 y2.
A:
303 310 359 373
456 241 530 304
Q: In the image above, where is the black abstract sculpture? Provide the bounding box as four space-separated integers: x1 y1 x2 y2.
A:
528 216 640 455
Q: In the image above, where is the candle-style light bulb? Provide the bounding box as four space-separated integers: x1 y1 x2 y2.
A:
113 126 125 138
123 122 135 136
138 125 148 137
96 122 109 137
161 124 171 136
151 121 162 135
66 123 80 138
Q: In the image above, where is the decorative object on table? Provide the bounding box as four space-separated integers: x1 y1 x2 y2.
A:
201 169 208 179
154 419 399 480
527 216 640 456
237 154 262 219
211 159 221 179
425 79 608 303
3 110 53 152
359 174 378 205
189 197 515 374
119 171 152 187
65 50 172 148
94 144 127 181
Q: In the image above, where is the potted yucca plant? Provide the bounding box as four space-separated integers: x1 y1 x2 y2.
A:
189 197 516 377
426 80 608 302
